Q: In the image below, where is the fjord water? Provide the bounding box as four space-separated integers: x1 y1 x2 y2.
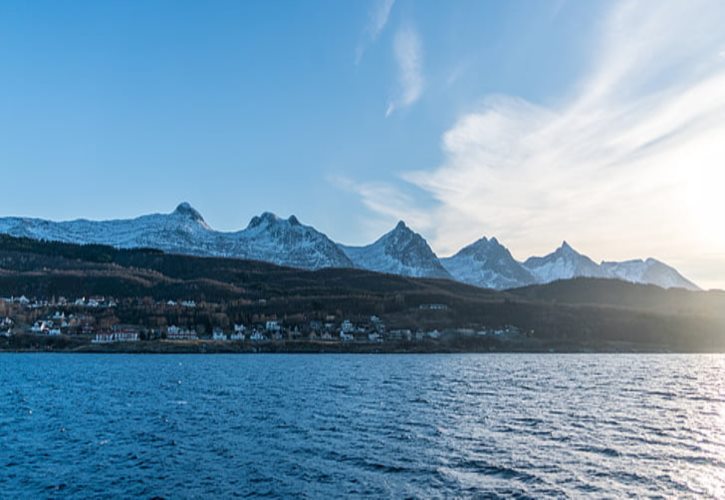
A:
1 354 723 498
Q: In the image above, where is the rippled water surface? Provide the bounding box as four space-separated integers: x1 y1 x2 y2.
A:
1 354 723 498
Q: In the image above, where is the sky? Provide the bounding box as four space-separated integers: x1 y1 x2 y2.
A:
1 0 724 289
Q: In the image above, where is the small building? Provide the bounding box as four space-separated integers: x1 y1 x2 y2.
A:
418 303 449 311
368 332 382 343
166 326 198 341
340 320 354 333
92 333 114 344
249 331 267 342
114 330 139 342
212 328 228 341
31 321 50 334
92 331 139 343
265 320 281 333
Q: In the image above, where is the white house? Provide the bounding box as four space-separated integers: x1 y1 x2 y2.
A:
340 320 354 333
166 326 197 341
265 320 280 332
368 332 382 343
31 321 49 334
250 331 267 341
212 328 228 341
92 331 139 343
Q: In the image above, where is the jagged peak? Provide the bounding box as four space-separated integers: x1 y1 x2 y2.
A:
554 240 582 257
247 211 281 229
245 212 311 231
172 202 205 223
454 235 514 260
378 220 416 241
259 211 279 221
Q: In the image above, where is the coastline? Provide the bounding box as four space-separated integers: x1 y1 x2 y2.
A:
1 337 720 354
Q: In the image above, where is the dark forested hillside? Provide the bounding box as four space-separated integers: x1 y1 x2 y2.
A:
0 235 723 351
509 277 725 318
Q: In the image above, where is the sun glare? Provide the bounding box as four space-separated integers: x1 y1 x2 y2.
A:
685 141 725 250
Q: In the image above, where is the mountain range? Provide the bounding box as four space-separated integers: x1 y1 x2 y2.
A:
0 202 700 291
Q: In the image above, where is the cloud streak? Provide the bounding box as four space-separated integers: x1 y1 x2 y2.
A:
356 0 395 64
386 25 424 116
353 0 725 289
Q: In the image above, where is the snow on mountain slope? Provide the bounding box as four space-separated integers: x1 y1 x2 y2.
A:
440 237 536 289
0 202 218 254
521 242 700 290
600 258 700 291
523 241 605 283
339 221 452 279
0 203 352 270
0 205 701 289
229 212 354 269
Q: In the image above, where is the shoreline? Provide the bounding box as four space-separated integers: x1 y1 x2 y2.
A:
1 341 721 355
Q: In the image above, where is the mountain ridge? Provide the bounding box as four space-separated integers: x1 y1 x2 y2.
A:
0 203 700 291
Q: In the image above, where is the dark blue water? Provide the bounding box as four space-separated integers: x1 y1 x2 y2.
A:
1 354 723 498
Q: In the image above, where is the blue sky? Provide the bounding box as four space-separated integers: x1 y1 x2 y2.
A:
1 0 724 288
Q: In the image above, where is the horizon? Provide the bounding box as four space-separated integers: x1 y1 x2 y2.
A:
1 0 724 289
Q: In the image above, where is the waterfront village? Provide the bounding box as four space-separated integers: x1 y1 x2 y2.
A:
0 295 528 350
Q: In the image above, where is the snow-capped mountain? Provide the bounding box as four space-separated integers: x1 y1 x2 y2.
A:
231 212 353 269
0 202 217 254
523 241 604 283
600 258 699 291
339 221 452 279
0 204 701 290
523 242 700 290
441 237 537 289
0 203 352 270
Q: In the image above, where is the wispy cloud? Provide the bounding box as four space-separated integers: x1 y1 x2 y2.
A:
386 25 424 116
329 175 433 236
356 0 395 64
351 0 725 288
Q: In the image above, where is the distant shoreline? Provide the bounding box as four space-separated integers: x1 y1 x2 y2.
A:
1 338 721 355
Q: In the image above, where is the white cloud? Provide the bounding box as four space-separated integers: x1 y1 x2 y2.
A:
386 25 424 116
352 0 725 288
356 0 395 64
329 175 433 236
